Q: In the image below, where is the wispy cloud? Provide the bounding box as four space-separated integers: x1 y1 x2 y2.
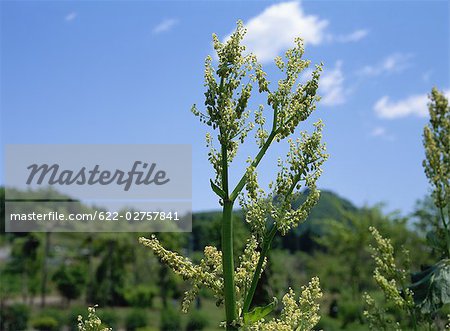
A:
370 126 395 140
152 18 178 35
359 53 413 77
333 29 369 43
65 12 77 22
371 126 386 137
422 70 432 83
320 61 347 106
374 89 450 119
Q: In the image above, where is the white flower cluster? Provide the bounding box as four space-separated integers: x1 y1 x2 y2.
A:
241 120 328 237
364 227 414 330
191 21 258 186
77 306 111 331
271 45 322 142
139 235 223 312
192 21 324 194
423 87 449 211
368 226 413 310
235 236 267 308
245 277 322 331
362 293 401 331
139 235 264 314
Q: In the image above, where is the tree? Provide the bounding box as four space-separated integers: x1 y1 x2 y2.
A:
314 207 421 296
92 236 133 306
5 234 41 304
52 263 86 306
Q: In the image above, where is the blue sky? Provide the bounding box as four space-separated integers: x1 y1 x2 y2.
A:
1 1 449 214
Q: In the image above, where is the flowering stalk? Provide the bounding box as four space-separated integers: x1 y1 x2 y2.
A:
242 224 276 315
221 144 237 327
423 88 450 257
140 21 327 330
242 173 299 315
364 227 417 331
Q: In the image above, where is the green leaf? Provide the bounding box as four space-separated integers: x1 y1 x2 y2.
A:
243 298 278 325
210 179 226 199
409 259 450 314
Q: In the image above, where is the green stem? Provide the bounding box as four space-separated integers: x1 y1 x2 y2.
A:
242 225 277 314
438 206 450 258
220 143 237 330
222 200 237 330
242 176 299 315
230 108 278 202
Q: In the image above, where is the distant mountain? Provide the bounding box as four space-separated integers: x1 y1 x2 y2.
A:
281 190 357 252
1 187 359 254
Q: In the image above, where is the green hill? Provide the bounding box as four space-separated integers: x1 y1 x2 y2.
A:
2 187 358 254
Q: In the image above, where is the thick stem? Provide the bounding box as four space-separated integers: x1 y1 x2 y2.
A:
222 200 237 330
242 225 277 314
220 143 237 330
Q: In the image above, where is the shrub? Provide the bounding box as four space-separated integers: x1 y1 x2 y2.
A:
186 310 208 331
125 309 148 331
31 316 59 331
38 308 66 330
0 303 30 331
125 285 156 308
52 263 86 304
159 307 181 331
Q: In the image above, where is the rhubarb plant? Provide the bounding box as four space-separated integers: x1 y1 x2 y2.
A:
364 88 450 330
139 21 328 330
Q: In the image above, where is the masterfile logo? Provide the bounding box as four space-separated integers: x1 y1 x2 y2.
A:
26 161 170 191
5 144 191 200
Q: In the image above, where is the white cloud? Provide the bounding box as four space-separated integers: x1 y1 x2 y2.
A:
237 1 328 63
300 61 349 106
320 61 346 106
359 53 413 76
370 126 395 141
223 1 367 63
374 89 450 119
334 29 369 43
65 12 77 22
152 18 178 35
370 126 395 140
